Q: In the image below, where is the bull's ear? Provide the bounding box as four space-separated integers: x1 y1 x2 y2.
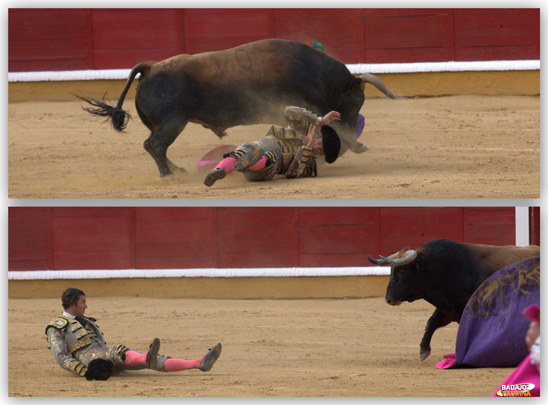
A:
353 77 363 88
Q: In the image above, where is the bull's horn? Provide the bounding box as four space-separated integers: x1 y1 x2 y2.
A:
367 256 386 265
367 251 402 265
381 250 417 265
360 73 395 99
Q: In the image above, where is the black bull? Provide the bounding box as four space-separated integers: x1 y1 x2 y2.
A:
368 239 540 361
77 38 394 178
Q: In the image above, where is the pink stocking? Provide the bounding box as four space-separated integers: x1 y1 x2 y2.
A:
163 357 204 372
123 350 146 366
247 156 267 171
124 349 203 372
214 157 236 174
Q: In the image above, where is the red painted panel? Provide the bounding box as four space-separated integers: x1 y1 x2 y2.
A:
379 207 464 254
53 217 132 252
463 207 515 244
136 218 217 241
218 223 298 255
220 237 297 257
463 226 515 245
365 48 455 64
91 9 182 69
8 8 542 72
9 260 51 271
52 207 132 217
10 26 87 42
8 207 52 270
456 46 539 62
93 50 178 69
217 207 298 225
136 239 217 257
51 208 133 269
183 9 274 54
365 12 453 48
299 225 378 254
364 9 454 63
454 9 539 61
218 252 299 268
9 9 87 28
217 207 298 267
274 9 364 63
135 207 217 267
7 207 530 272
454 8 539 34
136 207 216 221
298 207 379 226
137 255 218 269
9 59 88 72
91 9 180 50
380 207 463 237
9 9 90 71
8 207 50 221
10 42 88 61
463 207 515 225
54 252 133 270
300 253 369 268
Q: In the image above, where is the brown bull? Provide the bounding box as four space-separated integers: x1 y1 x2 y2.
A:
77 38 394 179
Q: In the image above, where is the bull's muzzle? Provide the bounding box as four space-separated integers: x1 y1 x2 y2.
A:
385 296 402 306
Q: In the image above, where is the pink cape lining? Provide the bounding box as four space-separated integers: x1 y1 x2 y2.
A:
196 145 237 172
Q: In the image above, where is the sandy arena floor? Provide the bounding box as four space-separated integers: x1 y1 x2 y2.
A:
8 296 513 397
8 95 539 199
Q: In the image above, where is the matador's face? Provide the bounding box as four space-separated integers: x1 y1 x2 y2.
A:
68 295 87 317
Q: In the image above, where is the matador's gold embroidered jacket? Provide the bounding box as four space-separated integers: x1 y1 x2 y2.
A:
45 315 133 377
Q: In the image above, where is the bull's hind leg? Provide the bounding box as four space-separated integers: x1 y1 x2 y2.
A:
143 120 188 179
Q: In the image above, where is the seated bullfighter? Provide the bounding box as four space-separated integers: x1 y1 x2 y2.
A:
46 287 222 380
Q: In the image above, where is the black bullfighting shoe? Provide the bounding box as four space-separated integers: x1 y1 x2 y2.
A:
199 343 222 372
234 148 265 172
146 338 160 369
204 168 226 187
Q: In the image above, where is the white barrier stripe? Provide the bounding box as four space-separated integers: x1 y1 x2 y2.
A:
349 60 540 74
374 145 540 153
8 60 540 83
7 267 390 280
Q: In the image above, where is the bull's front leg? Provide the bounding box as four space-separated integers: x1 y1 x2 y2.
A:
419 308 453 361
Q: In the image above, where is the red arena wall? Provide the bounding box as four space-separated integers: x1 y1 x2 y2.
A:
8 8 540 72
9 207 525 272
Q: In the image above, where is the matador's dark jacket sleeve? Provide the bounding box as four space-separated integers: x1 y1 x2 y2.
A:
46 317 88 377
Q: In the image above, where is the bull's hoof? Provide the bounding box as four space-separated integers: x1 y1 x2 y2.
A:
349 143 369 154
420 347 431 361
167 161 189 177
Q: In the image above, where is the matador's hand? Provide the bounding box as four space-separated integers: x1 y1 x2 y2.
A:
300 124 322 150
319 111 341 126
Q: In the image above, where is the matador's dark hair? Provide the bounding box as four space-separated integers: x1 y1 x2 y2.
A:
62 287 85 309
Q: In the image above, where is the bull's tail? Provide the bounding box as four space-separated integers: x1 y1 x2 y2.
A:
76 62 153 132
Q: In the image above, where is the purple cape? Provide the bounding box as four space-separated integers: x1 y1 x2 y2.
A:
437 256 540 369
